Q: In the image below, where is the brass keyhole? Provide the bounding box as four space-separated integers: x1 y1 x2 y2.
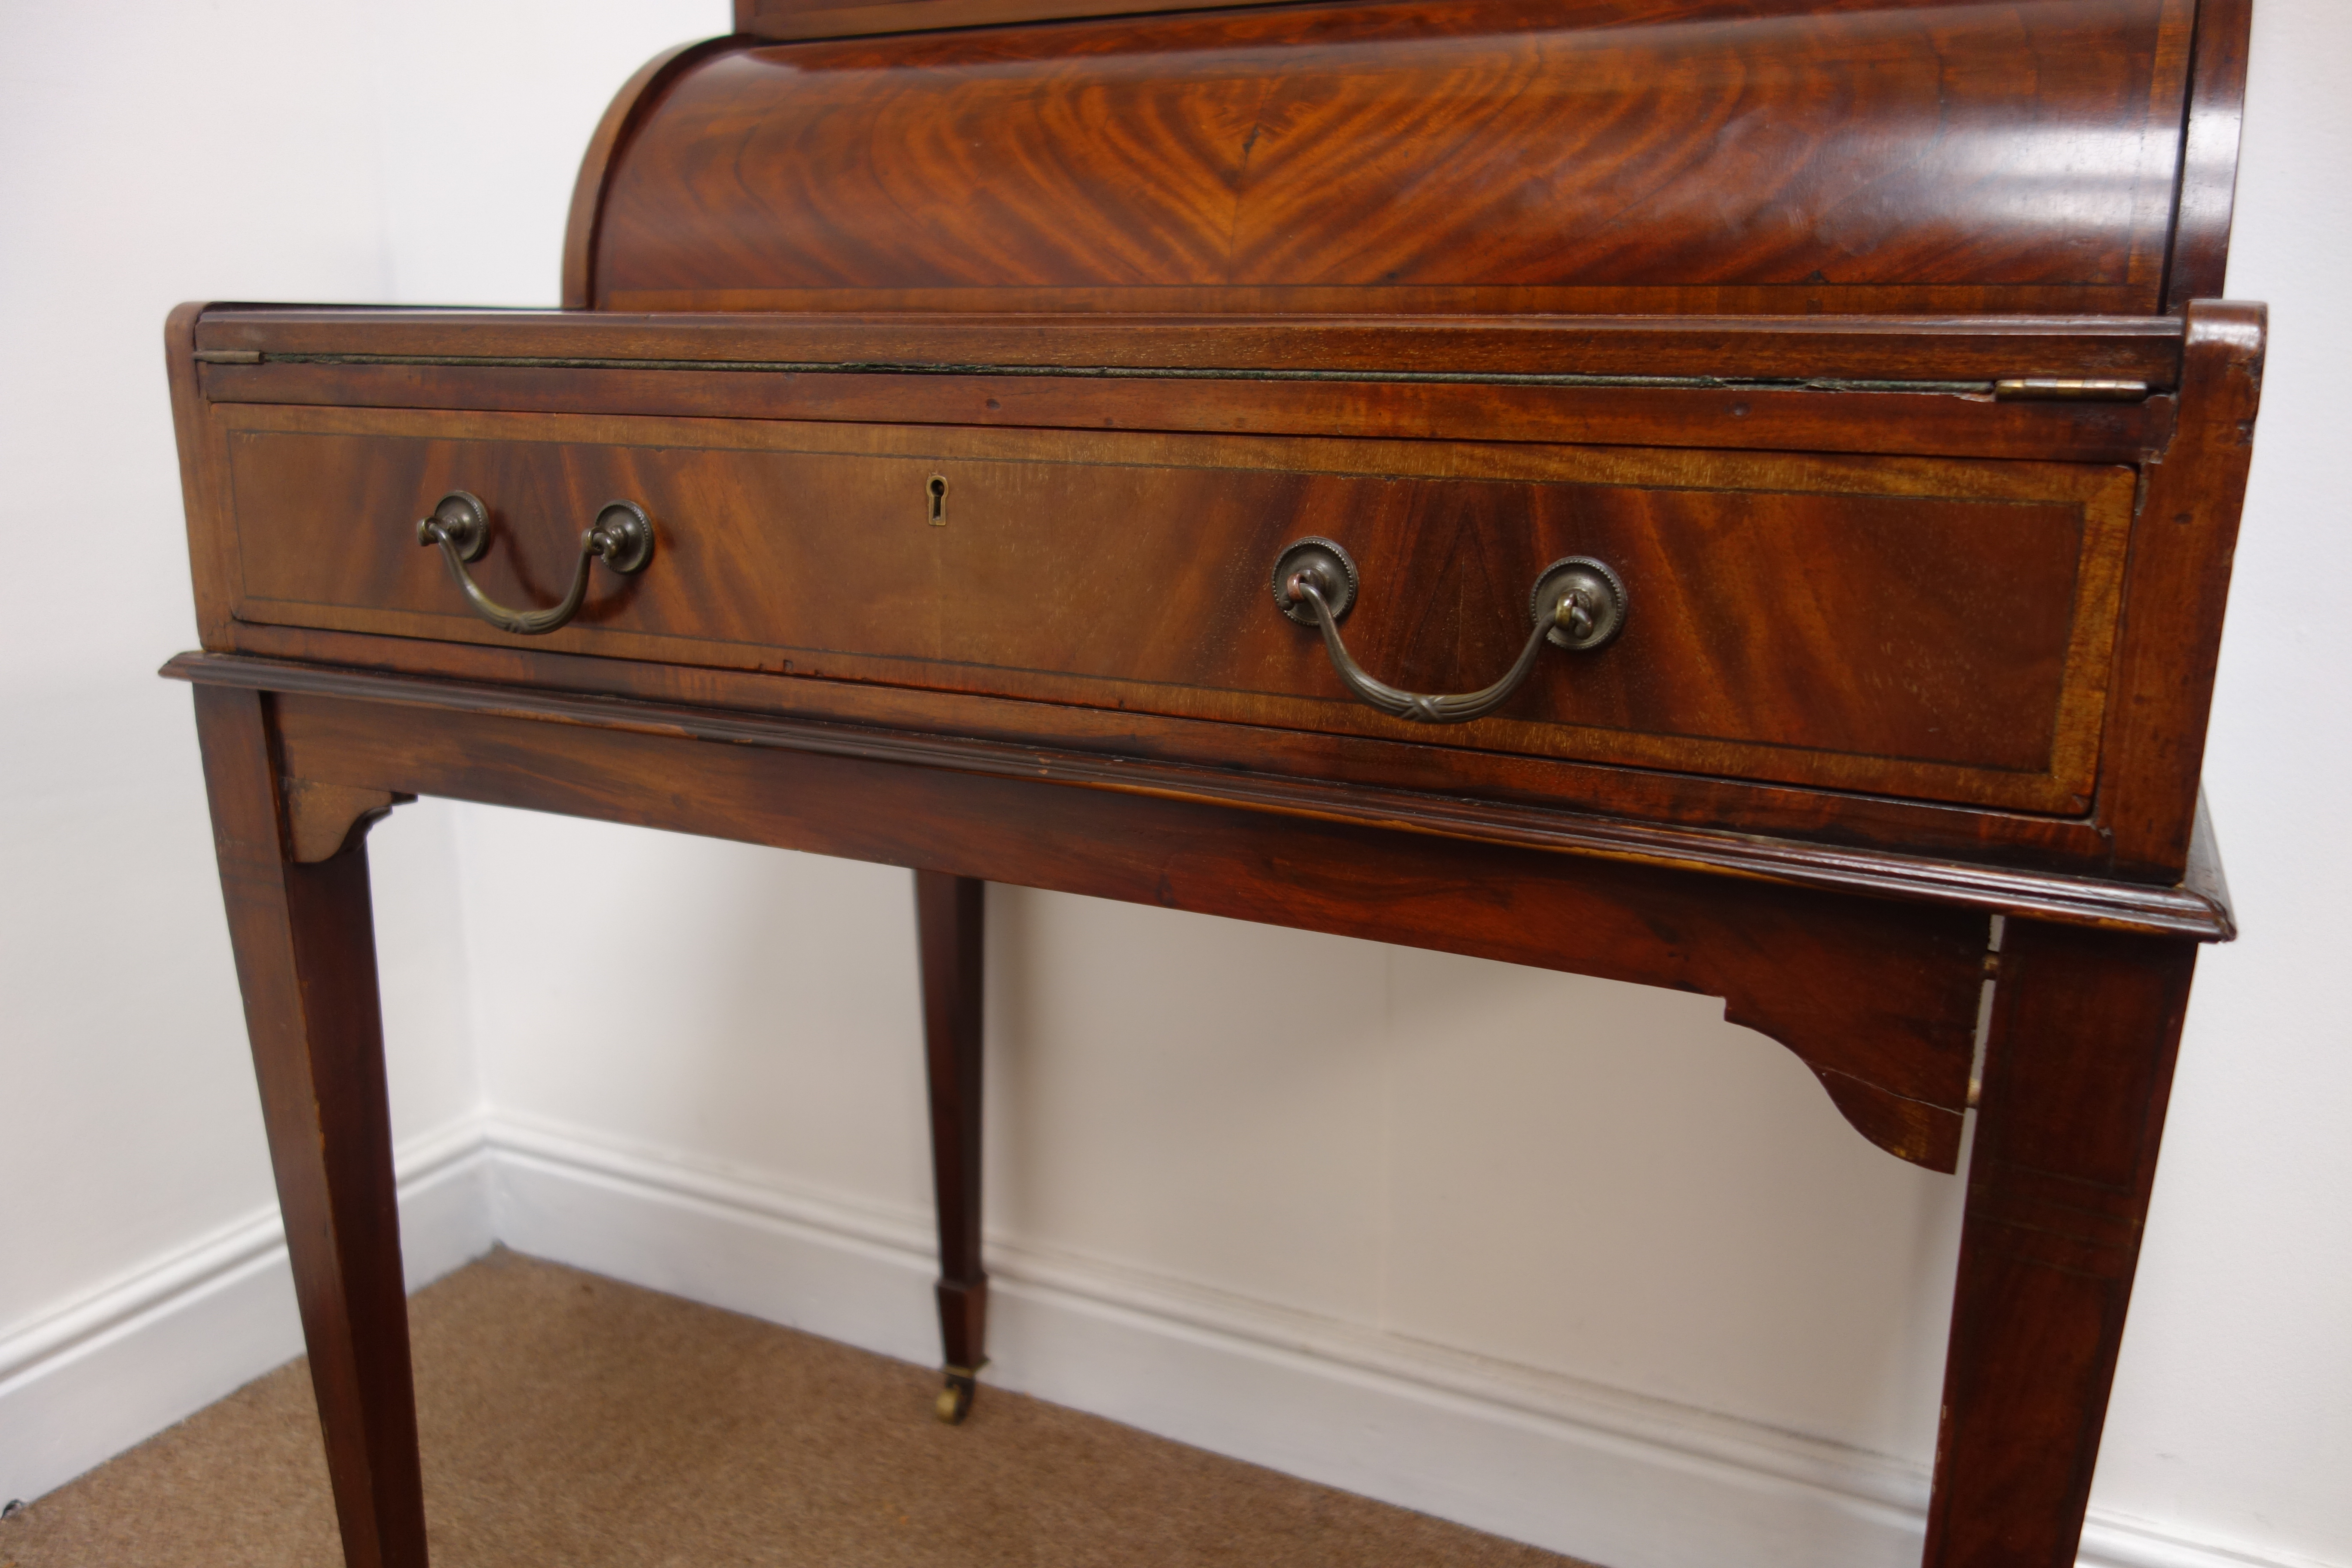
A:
927 474 948 526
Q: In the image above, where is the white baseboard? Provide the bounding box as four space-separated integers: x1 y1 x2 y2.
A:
6 1110 2329 1568
0 1115 494 1508
484 1112 2334 1568
489 1112 1924 1568
2079 1519 2345 1568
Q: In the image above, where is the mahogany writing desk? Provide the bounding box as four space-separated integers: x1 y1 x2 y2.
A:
163 2 2260 1563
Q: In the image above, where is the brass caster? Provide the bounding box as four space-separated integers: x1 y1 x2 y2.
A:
935 1375 975 1425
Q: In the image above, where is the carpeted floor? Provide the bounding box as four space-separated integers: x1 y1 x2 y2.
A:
0 1250 1590 1567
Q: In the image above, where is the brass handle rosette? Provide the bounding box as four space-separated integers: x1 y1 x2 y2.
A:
416 490 654 637
1270 537 1625 724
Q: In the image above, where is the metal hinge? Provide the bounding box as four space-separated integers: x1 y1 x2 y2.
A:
193 349 262 364
1993 377 2150 401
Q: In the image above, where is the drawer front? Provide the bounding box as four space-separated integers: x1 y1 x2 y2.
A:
221 406 2132 812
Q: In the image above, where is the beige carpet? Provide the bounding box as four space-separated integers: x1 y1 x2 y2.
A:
0 1250 1590 1567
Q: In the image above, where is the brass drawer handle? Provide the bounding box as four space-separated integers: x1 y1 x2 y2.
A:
416 490 654 636
1271 537 1625 724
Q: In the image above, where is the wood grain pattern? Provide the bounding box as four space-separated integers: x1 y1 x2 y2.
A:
215 404 2135 813
283 781 410 863
560 39 741 312
170 293 2263 881
2093 300 2266 879
238 674 1987 1168
1923 919 2197 1567
166 303 237 645
738 0 1312 42
2166 0 2255 310
916 871 989 1399
591 0 2195 315
189 623 2143 876
197 359 2177 468
158 651 2236 942
191 686 426 1568
190 306 2194 386
164 1 2266 1560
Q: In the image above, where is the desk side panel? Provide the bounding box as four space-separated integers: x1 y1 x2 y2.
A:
2094 300 2265 879
166 303 238 647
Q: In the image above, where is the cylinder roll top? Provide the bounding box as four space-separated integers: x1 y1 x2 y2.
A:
582 0 2206 315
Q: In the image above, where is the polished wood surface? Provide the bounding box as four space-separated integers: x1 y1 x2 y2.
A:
561 38 743 314
193 306 2198 384
167 1 2266 1562
736 0 1313 43
2168 0 2256 309
168 626 2236 1564
168 299 2258 880
916 871 989 1419
1925 920 2198 1567
192 685 424 1568
214 405 2133 812
201 354 2177 465
282 781 410 864
161 652 2236 943
169 655 1989 1169
185 617 2156 874
587 0 2199 315
2096 300 2267 879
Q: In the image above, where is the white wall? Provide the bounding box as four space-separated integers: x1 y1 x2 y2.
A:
2091 9 2352 1550
2 3 2345 1566
0 0 716 1508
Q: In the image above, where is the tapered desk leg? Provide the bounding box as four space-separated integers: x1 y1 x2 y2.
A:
1923 920 2197 1568
193 686 427 1568
915 869 988 1424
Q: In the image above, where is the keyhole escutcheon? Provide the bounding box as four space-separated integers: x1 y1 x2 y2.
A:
928 474 948 526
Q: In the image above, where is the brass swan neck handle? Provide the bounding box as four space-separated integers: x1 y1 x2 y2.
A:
416 490 654 637
1270 537 1625 725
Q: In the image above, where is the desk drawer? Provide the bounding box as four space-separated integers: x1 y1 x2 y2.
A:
220 406 2131 812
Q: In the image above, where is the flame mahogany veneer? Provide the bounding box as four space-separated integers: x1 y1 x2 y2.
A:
594 0 2199 316
165 1 2261 1564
